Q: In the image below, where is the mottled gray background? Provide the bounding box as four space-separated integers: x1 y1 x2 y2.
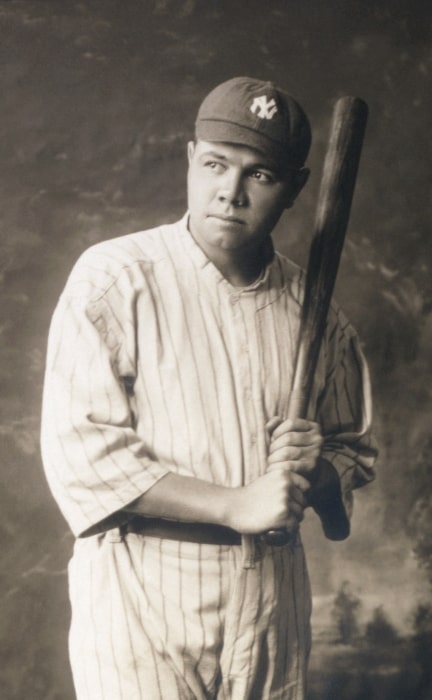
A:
1 1 431 698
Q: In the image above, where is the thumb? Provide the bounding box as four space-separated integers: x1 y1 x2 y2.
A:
266 416 283 435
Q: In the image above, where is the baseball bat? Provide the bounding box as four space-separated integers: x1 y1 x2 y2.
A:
265 96 368 546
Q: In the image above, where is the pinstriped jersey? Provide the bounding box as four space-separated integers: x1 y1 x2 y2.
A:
41 215 377 538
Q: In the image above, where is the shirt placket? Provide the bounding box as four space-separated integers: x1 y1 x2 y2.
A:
226 289 262 484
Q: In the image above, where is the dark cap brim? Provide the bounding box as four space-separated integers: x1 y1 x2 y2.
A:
195 118 304 170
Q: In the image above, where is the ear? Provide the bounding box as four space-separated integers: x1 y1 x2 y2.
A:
187 141 196 164
284 167 310 209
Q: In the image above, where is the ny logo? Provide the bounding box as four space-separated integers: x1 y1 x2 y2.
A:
250 95 278 120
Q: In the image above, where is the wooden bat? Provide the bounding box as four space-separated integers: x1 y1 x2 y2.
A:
265 96 369 546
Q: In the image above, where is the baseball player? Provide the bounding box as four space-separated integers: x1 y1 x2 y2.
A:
41 77 377 699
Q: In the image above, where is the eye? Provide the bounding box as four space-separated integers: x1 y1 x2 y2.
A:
249 169 275 183
204 160 225 174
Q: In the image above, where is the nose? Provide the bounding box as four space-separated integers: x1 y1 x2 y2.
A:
217 171 247 207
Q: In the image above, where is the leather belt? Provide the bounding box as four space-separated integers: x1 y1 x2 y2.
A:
122 516 242 545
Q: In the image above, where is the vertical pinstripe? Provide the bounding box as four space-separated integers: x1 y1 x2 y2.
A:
68 533 311 699
42 215 377 698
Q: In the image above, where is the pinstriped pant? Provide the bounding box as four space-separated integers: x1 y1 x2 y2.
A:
68 530 312 699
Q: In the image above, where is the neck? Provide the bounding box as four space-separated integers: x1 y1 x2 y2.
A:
203 238 273 287
187 226 274 287
216 252 267 287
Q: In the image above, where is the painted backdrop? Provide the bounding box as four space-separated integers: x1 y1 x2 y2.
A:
1 1 431 698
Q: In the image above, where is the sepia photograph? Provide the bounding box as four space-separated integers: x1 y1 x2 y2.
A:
1 1 431 698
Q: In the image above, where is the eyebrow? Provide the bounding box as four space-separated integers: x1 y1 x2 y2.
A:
198 149 229 161
198 149 279 173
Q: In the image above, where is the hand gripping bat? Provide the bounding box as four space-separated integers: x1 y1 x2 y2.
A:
264 96 369 546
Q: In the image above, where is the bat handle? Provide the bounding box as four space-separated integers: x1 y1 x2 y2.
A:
262 389 306 547
262 528 292 546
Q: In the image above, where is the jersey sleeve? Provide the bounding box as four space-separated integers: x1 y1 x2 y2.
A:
310 304 378 538
40 261 169 538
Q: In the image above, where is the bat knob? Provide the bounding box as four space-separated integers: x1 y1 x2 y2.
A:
262 528 291 547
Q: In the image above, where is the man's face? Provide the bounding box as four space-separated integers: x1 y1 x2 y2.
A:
187 140 308 258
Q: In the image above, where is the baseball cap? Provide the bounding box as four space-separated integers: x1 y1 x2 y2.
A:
195 76 311 171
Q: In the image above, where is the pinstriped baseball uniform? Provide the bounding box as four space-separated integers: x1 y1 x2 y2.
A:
41 215 376 699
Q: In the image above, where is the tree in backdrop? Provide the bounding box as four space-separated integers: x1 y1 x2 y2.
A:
365 605 398 646
411 603 432 700
331 581 361 644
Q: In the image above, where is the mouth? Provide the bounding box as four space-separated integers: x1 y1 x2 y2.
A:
207 214 245 224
